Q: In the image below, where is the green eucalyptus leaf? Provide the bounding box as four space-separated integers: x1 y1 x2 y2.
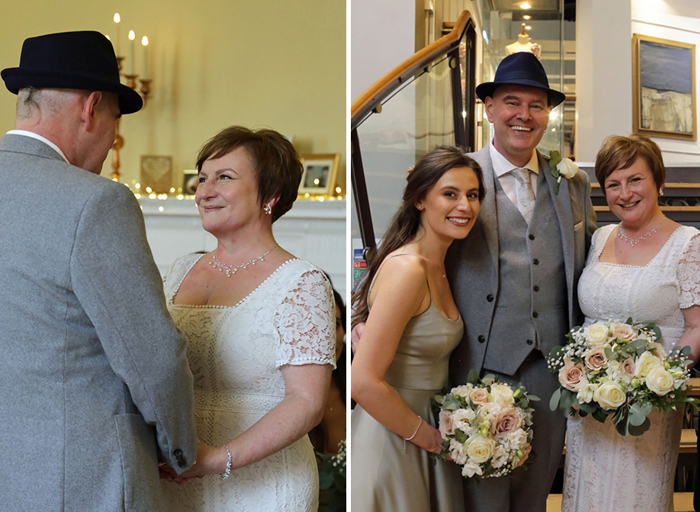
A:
550 387 562 412
628 416 651 436
467 369 480 385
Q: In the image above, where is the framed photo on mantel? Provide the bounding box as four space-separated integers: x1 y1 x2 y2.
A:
632 34 696 141
298 154 340 195
140 155 173 193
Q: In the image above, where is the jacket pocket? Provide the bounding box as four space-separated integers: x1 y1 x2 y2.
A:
115 413 161 512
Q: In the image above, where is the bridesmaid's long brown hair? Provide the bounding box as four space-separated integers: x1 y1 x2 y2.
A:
351 146 484 327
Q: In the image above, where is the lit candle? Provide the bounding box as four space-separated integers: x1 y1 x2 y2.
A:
113 13 121 55
141 36 149 79
128 30 135 74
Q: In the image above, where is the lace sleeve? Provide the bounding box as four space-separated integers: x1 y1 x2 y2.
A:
275 268 336 368
678 231 700 309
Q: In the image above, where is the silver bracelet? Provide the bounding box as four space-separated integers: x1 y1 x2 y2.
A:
403 415 422 453
220 445 232 481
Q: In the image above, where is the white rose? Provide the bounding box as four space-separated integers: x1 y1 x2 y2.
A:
584 323 610 347
451 384 473 397
635 351 663 378
490 383 515 405
466 435 496 464
556 158 579 179
593 381 626 410
645 366 675 396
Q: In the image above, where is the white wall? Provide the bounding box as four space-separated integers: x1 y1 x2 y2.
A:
351 0 415 100
632 0 700 164
575 0 633 163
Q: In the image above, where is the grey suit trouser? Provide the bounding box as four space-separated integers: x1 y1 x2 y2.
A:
463 354 566 512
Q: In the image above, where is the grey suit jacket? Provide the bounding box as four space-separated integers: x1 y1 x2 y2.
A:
446 145 597 382
0 134 197 512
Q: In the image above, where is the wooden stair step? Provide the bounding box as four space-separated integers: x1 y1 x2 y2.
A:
546 492 694 512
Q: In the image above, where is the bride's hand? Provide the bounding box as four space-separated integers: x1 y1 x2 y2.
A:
411 422 445 454
160 441 228 481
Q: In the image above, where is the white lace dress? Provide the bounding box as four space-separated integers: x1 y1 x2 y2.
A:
562 224 700 512
160 255 336 512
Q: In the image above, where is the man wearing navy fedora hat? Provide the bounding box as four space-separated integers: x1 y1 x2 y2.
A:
446 51 596 511
0 31 197 511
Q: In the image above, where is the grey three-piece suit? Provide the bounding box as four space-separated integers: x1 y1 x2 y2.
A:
446 144 597 511
0 134 197 511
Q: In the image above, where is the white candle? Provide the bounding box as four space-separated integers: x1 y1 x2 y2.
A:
128 30 135 74
141 36 149 79
113 13 121 55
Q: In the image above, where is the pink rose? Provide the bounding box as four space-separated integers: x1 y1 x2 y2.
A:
559 360 587 391
490 405 522 441
621 358 636 379
469 387 492 406
611 322 637 342
439 410 454 439
584 347 608 373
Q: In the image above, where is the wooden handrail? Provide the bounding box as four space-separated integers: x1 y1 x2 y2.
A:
351 10 473 128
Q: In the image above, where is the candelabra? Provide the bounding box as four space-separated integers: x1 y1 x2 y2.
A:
110 15 152 182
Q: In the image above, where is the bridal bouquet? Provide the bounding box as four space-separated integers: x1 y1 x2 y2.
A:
547 319 695 436
433 370 537 478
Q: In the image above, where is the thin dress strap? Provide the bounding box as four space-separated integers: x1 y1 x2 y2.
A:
368 253 432 306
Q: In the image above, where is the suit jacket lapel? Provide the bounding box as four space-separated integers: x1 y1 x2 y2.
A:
474 147 500 274
541 152 575 317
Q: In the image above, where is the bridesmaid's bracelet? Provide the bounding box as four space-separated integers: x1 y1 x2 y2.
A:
221 445 232 481
403 415 423 453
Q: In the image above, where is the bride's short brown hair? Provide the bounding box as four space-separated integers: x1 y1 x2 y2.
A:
196 126 303 223
595 134 666 190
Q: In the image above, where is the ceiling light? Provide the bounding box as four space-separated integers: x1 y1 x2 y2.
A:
521 2 532 9
525 25 532 30
523 15 531 20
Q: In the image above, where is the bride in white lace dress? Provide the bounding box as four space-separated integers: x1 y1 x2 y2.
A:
159 126 336 511
562 135 700 512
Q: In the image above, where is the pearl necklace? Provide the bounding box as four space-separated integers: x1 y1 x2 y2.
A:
209 247 276 277
617 223 661 247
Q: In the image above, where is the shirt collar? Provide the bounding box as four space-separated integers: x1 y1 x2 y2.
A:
488 140 539 178
6 130 70 164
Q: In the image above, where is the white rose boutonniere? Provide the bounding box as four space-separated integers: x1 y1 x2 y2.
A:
549 150 578 194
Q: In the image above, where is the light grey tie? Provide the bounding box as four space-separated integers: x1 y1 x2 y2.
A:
512 168 535 224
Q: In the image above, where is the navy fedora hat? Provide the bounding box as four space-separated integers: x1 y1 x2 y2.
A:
476 52 566 108
1 31 143 115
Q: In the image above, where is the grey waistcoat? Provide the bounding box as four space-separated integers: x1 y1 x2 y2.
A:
481 171 568 374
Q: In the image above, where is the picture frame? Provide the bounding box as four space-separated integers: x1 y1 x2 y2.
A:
298 154 341 195
182 170 199 195
140 155 173 193
632 34 696 141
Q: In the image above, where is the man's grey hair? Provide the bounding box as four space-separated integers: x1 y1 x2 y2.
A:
16 87 82 119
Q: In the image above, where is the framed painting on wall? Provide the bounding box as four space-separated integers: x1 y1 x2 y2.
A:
633 34 696 141
298 154 340 195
